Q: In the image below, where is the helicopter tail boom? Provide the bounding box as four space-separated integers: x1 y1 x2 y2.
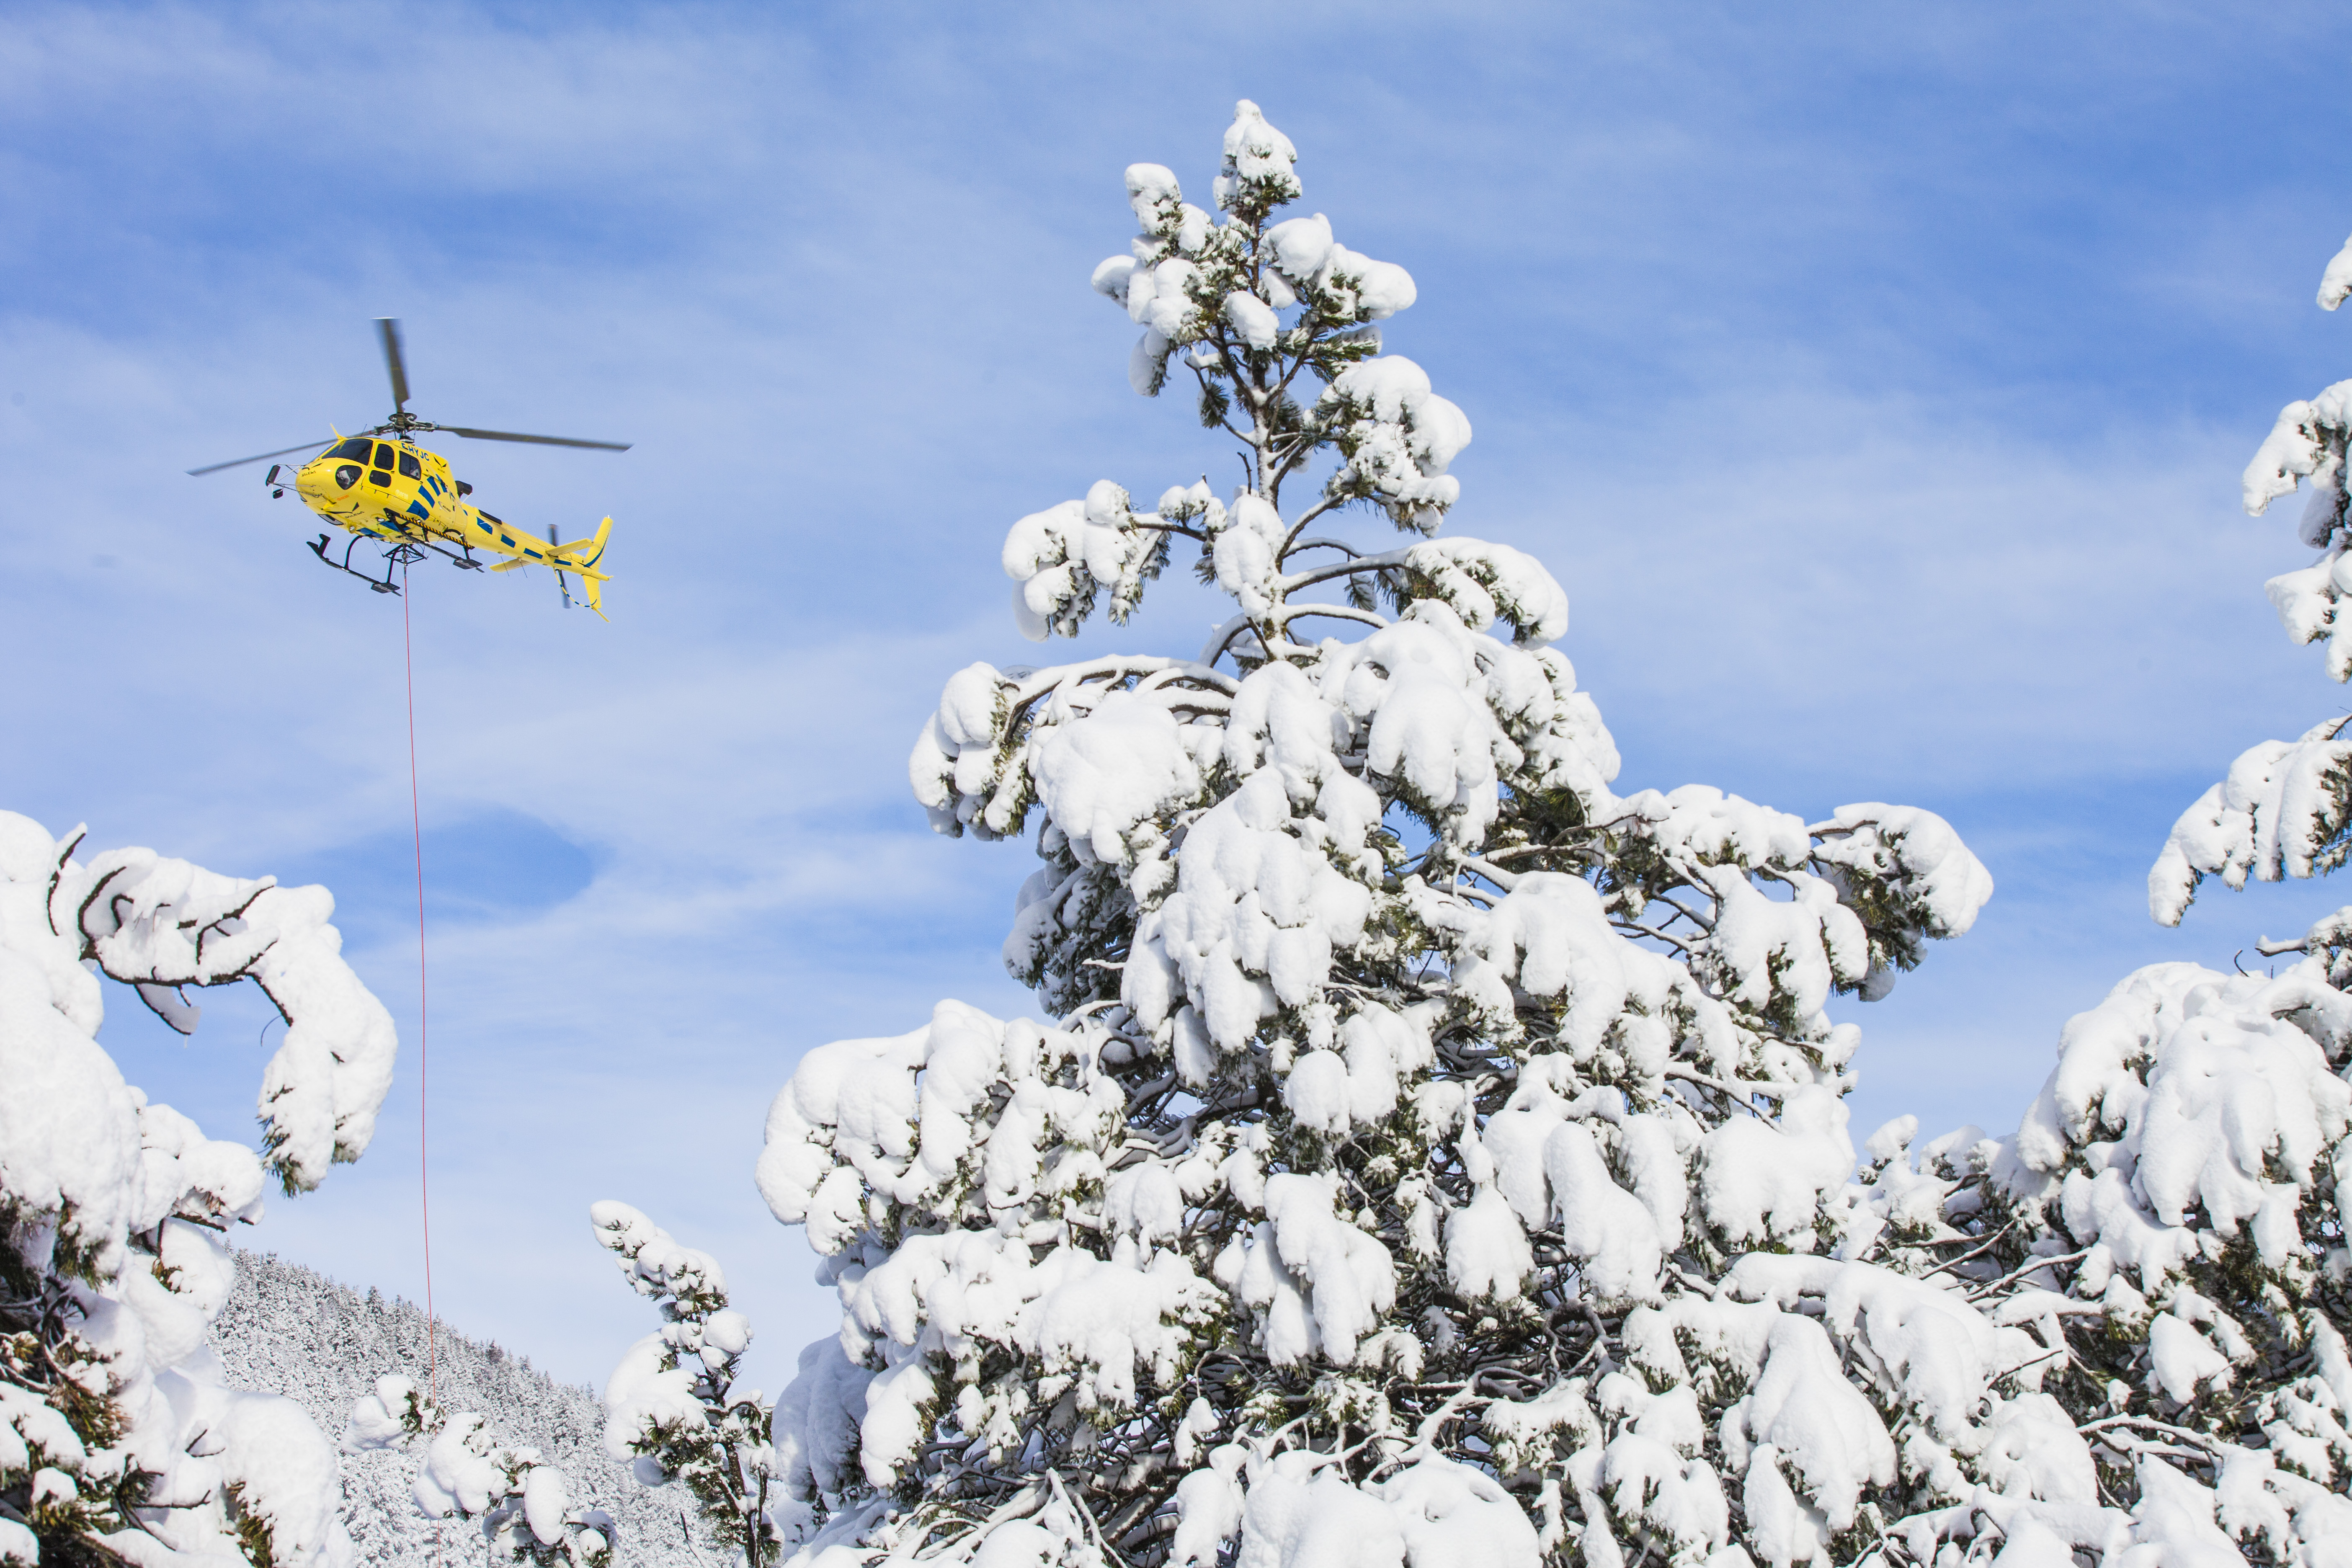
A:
488 518 613 619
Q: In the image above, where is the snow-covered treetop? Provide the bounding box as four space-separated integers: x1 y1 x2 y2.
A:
1025 96 1478 651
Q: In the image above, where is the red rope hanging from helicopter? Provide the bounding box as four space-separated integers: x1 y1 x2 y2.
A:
400 560 438 1413
400 558 444 1568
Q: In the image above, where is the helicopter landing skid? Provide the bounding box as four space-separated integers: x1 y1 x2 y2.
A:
307 533 429 595
421 539 486 571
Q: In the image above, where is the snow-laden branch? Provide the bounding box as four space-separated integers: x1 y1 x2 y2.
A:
2148 715 2352 925
1 808 397 1567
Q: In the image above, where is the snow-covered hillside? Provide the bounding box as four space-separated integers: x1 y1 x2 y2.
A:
210 1251 713 1567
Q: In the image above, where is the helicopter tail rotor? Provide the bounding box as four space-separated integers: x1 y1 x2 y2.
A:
551 524 572 609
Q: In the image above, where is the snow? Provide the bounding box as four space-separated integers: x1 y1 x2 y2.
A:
2316 232 2352 310
1225 289 1279 349
2148 1313 2232 1404
1810 803 1996 941
1124 162 1181 227
2243 379 2352 520
2262 547 2352 680
1543 1119 1667 1306
1400 538 1567 646
1129 325 1173 395
1224 1174 1397 1367
1264 213 1333 281
1443 1183 1534 1302
1237 1455 1403 1568
1316 356 1467 525
2001 959 2351 1290
1725 1254 2042 1447
1171 1453 1245 1568
998 482 1165 642
1215 99 1300 212
1032 691 1202 866
1703 868 1870 1021
2149 716 2352 922
1213 493 1287 617
1337 608 1508 835
1135 763 1375 1037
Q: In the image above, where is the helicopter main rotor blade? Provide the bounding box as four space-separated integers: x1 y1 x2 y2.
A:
376 317 410 414
186 440 330 477
442 426 630 451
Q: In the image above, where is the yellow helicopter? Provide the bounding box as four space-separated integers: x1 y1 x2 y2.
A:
189 319 629 617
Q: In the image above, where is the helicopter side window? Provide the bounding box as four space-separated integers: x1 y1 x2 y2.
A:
373 443 397 470
328 437 374 462
397 450 423 480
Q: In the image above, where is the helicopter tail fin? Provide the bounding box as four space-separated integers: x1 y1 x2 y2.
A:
553 516 612 572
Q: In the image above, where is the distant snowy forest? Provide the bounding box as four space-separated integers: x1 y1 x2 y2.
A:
6 100 2352 1568
211 1253 711 1567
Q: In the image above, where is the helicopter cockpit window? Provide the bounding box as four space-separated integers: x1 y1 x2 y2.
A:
397 450 423 480
328 437 374 462
373 443 397 470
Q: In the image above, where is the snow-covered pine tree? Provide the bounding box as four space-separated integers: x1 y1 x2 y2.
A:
593 1203 779 1565
0 810 397 1565
744 103 2014 1568
1850 225 2352 1563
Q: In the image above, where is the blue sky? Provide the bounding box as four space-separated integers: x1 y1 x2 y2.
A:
8 1 2352 1398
